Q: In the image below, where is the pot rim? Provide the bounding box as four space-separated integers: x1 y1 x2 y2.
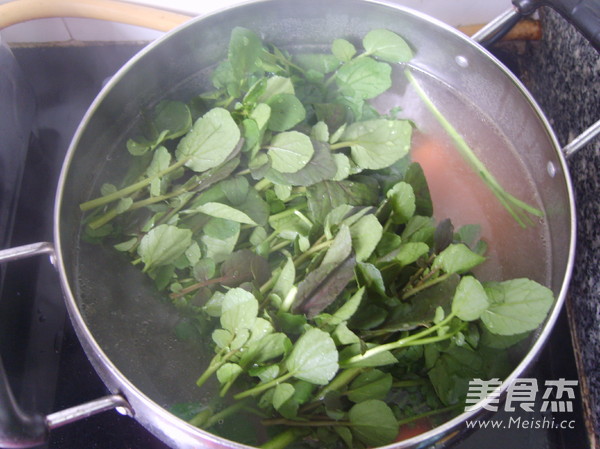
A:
52 1 577 447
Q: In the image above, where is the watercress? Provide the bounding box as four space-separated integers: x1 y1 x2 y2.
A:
80 26 554 449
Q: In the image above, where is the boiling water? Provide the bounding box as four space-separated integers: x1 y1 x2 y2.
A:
375 68 551 285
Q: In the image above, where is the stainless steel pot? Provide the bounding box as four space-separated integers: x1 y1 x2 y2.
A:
1 0 599 448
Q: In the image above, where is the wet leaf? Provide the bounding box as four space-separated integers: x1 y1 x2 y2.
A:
285 327 339 385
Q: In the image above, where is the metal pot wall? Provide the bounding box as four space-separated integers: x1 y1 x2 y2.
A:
1 0 599 448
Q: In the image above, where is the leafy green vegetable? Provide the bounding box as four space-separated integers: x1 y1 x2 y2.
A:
285 328 339 385
336 57 392 100
481 279 554 335
267 131 314 173
349 399 398 446
347 369 392 403
80 26 555 449
266 94 306 132
176 107 240 172
433 243 486 274
137 224 192 272
452 276 489 321
363 28 413 63
339 119 412 170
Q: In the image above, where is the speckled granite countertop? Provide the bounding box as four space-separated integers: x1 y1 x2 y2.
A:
514 7 600 447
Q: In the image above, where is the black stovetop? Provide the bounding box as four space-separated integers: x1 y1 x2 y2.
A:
0 41 590 449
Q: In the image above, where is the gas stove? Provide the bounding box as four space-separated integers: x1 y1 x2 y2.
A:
0 35 593 449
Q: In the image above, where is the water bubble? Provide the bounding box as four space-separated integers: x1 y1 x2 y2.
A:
546 161 557 178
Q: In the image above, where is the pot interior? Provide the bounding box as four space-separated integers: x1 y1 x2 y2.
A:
56 0 573 446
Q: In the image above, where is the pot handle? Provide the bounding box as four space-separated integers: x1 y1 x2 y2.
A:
0 243 133 447
473 0 600 50
514 0 600 51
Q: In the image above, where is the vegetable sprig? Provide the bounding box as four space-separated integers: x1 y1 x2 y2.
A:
80 27 554 449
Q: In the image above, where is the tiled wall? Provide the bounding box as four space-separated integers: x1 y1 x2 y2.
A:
0 0 510 43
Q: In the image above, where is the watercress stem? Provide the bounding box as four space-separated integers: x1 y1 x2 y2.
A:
80 157 189 211
397 404 463 427
342 313 456 366
196 348 238 388
233 371 295 400
259 429 307 449
401 273 451 300
315 367 363 400
404 69 543 227
204 400 250 429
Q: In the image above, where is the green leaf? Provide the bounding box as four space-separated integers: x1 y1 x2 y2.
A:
311 121 329 143
250 103 271 130
480 279 554 335
220 249 270 287
152 100 193 140
452 276 490 321
241 332 291 366
479 324 529 349
201 218 240 263
332 38 356 62
216 363 243 385
266 94 306 132
146 146 172 179
195 202 257 225
332 287 365 323
294 53 341 74
219 176 250 205
115 197 133 214
332 153 352 181
268 131 314 173
333 427 353 449
293 255 357 318
138 224 192 271
363 29 413 63
185 242 202 266
241 118 260 152
355 263 386 296
266 139 337 187
273 383 295 410
212 328 233 349
251 365 280 383
433 243 486 274
427 344 484 405
238 189 270 227
350 214 382 262
228 27 264 80
394 242 429 267
336 57 392 100
380 274 459 334
176 107 241 173
258 76 295 102
349 399 398 446
220 288 259 333
307 180 379 225
387 181 416 224
404 162 433 217
333 323 360 345
285 327 339 385
322 225 352 266
204 290 225 317
114 237 137 252
273 256 296 299
341 119 412 170
347 370 393 403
